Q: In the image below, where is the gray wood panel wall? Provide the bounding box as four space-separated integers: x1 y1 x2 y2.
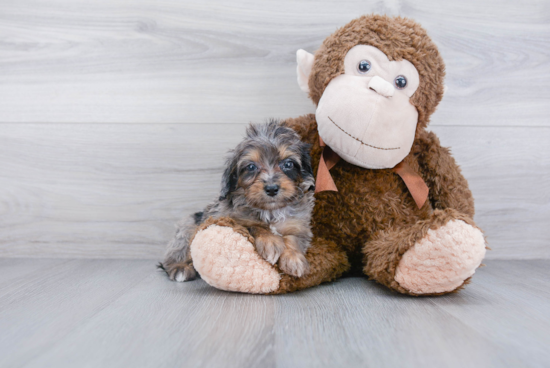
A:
1 0 549 259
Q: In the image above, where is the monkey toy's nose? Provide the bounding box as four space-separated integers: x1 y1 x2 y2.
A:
368 76 395 97
264 184 280 197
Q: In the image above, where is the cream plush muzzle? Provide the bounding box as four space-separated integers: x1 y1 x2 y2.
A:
299 45 421 170
316 74 418 169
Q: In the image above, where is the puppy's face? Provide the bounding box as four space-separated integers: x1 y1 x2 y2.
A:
237 145 304 210
220 122 315 210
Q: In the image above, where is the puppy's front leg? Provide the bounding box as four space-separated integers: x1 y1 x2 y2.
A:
249 226 285 265
278 235 310 278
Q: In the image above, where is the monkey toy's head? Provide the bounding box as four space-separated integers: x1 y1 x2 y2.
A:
297 15 445 169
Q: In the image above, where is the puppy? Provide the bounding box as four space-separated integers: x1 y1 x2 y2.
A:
159 119 315 282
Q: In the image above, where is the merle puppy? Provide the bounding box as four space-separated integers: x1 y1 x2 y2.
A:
160 120 315 282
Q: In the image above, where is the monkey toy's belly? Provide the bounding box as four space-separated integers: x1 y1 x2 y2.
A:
311 160 431 260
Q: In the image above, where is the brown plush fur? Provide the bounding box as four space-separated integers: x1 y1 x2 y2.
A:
189 15 478 295
363 208 479 296
267 15 477 295
308 14 446 134
276 110 476 295
272 236 350 294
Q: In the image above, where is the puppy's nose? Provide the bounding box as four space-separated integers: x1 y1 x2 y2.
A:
264 184 280 197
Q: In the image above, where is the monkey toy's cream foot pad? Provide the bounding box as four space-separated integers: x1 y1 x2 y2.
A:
395 220 486 294
190 225 281 294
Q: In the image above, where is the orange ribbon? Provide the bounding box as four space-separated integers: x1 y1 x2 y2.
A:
315 136 340 193
392 161 430 209
314 136 429 209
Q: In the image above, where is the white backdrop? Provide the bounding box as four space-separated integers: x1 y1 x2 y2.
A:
0 0 548 259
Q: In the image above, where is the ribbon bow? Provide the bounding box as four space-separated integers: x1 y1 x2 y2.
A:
314 136 429 209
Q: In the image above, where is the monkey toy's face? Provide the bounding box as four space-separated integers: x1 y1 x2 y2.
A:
298 45 421 169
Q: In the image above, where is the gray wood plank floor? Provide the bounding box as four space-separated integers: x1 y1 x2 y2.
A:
0 259 548 368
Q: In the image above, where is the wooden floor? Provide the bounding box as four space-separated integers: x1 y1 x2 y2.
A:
0 259 548 368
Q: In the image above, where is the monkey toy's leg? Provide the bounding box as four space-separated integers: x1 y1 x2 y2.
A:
190 217 350 294
273 236 350 294
363 208 486 296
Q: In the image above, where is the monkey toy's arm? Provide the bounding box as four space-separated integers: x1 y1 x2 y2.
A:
415 130 475 218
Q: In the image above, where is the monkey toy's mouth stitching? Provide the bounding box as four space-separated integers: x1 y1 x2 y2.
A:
327 117 400 150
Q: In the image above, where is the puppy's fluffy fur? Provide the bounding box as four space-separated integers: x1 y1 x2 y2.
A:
160 120 315 282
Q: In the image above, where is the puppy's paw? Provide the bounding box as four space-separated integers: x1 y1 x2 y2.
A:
278 250 310 278
158 261 198 282
254 234 286 265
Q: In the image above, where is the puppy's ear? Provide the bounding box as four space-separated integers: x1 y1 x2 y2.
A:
219 153 239 200
299 143 315 192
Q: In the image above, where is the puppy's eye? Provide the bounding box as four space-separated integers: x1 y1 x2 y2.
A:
357 60 371 74
245 163 257 172
395 75 407 89
282 161 294 170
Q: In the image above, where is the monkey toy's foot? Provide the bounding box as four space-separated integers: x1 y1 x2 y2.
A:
190 217 281 294
190 217 350 294
395 219 486 295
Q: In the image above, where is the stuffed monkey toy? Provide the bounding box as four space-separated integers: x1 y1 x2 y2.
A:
187 14 486 295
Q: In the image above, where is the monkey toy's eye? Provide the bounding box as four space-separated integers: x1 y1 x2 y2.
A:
281 161 294 170
394 75 407 89
245 163 257 172
357 60 371 74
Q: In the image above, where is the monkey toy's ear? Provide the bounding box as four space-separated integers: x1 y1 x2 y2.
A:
296 49 315 93
219 155 238 200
